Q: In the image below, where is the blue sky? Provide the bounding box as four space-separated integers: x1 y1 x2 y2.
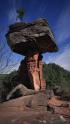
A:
0 0 70 73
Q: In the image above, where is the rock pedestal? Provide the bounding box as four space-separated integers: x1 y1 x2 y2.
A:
18 53 46 91
6 18 58 91
27 53 46 91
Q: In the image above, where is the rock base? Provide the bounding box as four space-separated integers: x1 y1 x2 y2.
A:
0 91 70 124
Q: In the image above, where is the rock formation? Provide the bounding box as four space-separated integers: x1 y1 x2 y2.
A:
6 18 58 91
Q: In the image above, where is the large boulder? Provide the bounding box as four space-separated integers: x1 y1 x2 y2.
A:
6 18 58 56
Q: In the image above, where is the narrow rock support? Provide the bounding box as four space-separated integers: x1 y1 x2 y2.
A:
26 53 46 91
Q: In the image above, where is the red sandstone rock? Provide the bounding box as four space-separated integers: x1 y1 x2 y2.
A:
0 94 70 124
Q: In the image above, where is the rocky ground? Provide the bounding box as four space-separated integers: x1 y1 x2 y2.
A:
0 90 70 124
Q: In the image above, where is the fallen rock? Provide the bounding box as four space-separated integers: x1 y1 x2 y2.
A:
6 84 35 100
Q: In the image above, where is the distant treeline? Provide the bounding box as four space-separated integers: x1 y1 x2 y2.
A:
43 63 70 87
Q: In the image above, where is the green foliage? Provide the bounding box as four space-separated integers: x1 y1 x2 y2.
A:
16 8 25 21
0 71 18 102
43 63 70 88
0 74 7 80
3 71 18 91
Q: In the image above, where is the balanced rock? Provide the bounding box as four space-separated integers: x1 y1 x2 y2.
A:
6 18 58 91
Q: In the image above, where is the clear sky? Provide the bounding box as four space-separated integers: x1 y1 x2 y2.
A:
0 0 70 73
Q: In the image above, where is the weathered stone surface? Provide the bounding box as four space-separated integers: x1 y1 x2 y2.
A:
18 59 32 89
6 84 35 100
6 84 54 101
0 94 70 124
6 18 58 56
18 54 46 91
53 86 70 101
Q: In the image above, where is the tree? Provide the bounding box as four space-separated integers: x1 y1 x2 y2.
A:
16 8 25 21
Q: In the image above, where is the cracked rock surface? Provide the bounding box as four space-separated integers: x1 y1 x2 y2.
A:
0 91 70 124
